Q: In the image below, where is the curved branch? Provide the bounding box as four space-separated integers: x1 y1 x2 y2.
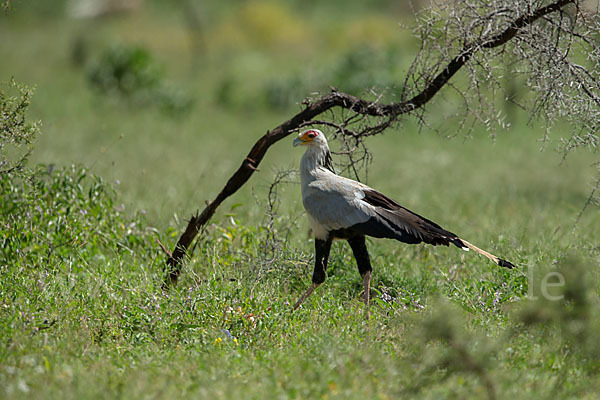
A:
165 0 576 286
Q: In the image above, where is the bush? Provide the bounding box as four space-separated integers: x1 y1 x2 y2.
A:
87 43 193 115
88 44 162 96
0 78 154 272
0 79 40 174
0 164 154 268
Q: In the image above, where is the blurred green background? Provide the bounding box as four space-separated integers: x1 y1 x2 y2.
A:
1 0 597 237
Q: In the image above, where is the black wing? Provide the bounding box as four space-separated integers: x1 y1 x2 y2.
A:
350 188 466 248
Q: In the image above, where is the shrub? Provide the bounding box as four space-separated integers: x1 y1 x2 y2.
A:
88 44 162 96
0 78 154 271
0 164 154 268
87 43 193 115
0 79 40 174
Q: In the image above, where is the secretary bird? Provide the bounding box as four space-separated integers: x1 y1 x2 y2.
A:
292 129 514 311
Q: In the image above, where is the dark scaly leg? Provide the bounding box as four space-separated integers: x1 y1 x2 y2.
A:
347 236 373 307
293 236 332 311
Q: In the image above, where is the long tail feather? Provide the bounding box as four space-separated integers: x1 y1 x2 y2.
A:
459 239 515 269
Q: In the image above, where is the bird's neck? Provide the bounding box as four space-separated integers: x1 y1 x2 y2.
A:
300 145 335 183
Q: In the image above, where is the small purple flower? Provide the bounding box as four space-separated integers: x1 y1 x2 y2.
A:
493 290 501 309
221 329 232 340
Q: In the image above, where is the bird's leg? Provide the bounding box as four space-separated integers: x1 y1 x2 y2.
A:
362 271 372 306
292 283 319 311
348 236 373 306
292 237 332 311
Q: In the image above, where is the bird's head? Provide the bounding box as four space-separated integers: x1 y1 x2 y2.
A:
293 129 328 148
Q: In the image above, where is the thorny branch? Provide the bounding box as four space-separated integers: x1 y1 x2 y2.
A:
573 166 600 231
165 0 599 286
260 169 297 266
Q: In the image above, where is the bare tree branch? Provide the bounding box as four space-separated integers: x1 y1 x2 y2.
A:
165 0 583 286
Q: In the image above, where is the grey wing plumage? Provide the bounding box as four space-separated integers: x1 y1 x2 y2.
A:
302 178 372 231
303 174 465 248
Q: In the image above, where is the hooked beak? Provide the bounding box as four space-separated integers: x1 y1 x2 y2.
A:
293 137 304 147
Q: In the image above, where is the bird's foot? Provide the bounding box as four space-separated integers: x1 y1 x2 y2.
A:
362 271 372 320
292 283 320 311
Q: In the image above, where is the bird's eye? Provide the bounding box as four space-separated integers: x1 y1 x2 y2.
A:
307 132 316 138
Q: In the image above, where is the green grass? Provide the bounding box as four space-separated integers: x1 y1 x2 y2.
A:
2 2 600 399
